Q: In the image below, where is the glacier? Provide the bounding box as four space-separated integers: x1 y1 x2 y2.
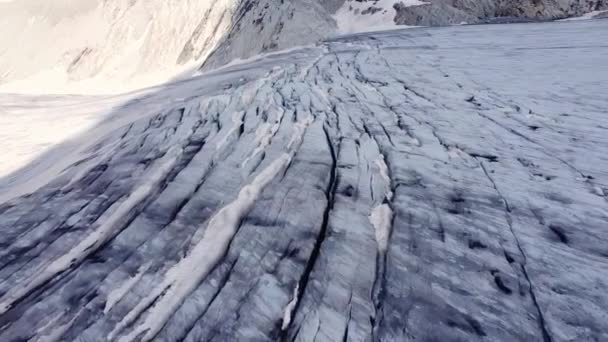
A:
0 18 608 342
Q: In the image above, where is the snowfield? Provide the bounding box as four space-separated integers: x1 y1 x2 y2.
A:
1 19 608 342
0 0 238 94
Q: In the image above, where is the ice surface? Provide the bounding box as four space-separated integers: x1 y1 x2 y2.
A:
560 10 608 21
0 146 181 315
112 115 312 341
0 19 607 342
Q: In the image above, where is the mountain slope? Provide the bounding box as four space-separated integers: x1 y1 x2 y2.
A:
201 0 339 70
1 19 607 342
1 0 606 94
0 0 241 93
0 0 341 94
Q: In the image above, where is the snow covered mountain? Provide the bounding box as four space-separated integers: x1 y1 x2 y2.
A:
0 0 342 94
200 0 340 70
1 0 606 93
0 0 240 93
1 18 608 342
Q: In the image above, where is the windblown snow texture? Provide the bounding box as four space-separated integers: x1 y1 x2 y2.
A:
1 20 608 341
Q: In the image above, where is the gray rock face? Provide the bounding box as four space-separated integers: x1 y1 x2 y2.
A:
1 19 608 342
394 0 608 26
201 0 339 70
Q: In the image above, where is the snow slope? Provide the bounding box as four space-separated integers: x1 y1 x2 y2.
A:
0 19 607 342
0 0 343 94
0 93 125 181
1 0 606 94
0 0 238 94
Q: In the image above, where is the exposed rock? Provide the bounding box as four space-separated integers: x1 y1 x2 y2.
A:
201 0 338 70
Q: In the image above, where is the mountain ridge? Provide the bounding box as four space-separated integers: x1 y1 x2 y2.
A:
0 0 606 94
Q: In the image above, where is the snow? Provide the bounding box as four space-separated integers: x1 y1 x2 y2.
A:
288 115 314 149
0 92 149 203
0 45 317 204
375 155 393 201
0 94 130 180
0 96 95 178
281 284 300 330
0 0 238 94
369 204 393 253
104 263 151 314
370 155 393 253
334 0 426 33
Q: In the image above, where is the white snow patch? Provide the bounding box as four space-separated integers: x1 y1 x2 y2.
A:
375 155 393 201
281 284 300 331
111 115 314 342
370 204 393 253
0 94 122 179
104 263 152 314
288 115 314 149
370 155 393 253
593 186 605 197
0 87 167 203
0 147 182 316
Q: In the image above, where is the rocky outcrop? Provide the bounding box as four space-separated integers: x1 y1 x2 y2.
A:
201 0 339 70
